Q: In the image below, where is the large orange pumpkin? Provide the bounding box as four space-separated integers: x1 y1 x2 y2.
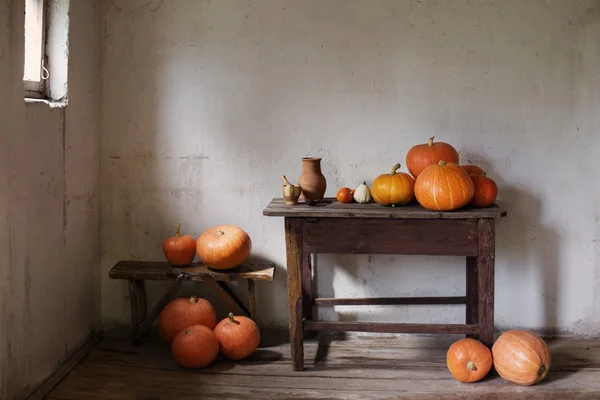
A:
405 136 459 178
371 163 414 207
162 224 197 266
171 325 219 369
492 330 551 386
196 225 252 270
469 173 498 208
462 164 484 175
158 296 217 344
414 160 474 211
446 338 492 383
213 312 260 360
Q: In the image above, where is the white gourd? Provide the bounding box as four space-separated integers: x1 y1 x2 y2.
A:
353 181 372 204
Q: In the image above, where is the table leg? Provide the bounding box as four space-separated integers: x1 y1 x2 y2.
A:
248 280 256 319
477 219 495 347
466 256 478 339
285 217 304 371
302 252 313 321
128 279 147 340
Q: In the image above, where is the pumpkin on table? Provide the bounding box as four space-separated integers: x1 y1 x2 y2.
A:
158 296 217 344
405 136 459 178
469 173 498 208
162 224 197 266
371 163 414 207
353 182 372 204
462 164 484 176
414 160 474 211
446 338 492 383
196 225 252 270
336 187 354 203
492 330 551 386
171 325 219 369
214 312 261 360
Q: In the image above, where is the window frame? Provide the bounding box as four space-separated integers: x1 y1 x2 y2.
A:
24 0 48 99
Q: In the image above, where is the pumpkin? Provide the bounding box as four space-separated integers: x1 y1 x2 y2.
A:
371 163 414 207
446 338 493 383
469 173 498 208
171 325 219 369
462 164 484 175
214 312 261 360
353 181 372 204
162 224 197 266
414 160 474 211
405 136 460 178
158 296 217 344
336 187 354 203
196 225 252 270
492 330 551 386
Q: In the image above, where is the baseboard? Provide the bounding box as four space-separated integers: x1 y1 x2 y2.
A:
26 330 102 400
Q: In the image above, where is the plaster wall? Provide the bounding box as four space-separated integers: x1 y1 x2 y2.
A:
101 0 600 336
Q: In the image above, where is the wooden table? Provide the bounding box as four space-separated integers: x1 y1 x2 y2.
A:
263 198 506 371
109 260 275 344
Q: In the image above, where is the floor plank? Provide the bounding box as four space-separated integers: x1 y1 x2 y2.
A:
44 335 600 400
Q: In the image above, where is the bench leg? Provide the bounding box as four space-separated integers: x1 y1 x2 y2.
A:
128 279 147 340
477 219 495 348
203 276 250 317
248 280 256 319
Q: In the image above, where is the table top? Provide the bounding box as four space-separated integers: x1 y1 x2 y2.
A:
263 198 507 219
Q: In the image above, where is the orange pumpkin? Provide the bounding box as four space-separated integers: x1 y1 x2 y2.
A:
405 136 459 178
371 163 414 207
213 312 260 360
462 164 484 175
162 224 197 266
158 296 217 344
196 225 252 270
414 160 474 211
446 338 492 383
171 325 219 369
492 330 551 386
470 173 498 208
336 187 353 203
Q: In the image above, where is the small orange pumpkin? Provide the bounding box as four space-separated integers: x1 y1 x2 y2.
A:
414 160 474 211
336 187 354 203
462 164 484 175
492 330 551 386
371 163 414 207
171 325 219 369
162 224 197 266
196 225 252 270
469 173 498 208
158 296 217 344
446 338 493 383
213 312 260 360
405 136 459 178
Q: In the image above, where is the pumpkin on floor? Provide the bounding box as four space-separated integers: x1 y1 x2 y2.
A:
469 173 498 208
371 163 414 207
162 224 197 266
446 338 493 383
171 325 219 369
158 296 217 344
405 136 460 178
492 330 551 386
462 164 484 176
213 312 260 360
414 160 475 211
196 224 252 270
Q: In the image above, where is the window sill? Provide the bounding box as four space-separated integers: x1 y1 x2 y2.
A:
24 97 68 108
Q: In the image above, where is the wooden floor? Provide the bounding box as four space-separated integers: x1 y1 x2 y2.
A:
44 333 600 400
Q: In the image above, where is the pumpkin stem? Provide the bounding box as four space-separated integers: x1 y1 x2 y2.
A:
538 365 546 376
175 224 181 238
428 136 435 146
390 163 401 176
228 312 240 324
189 296 197 303
217 230 225 237
467 361 477 371
482 172 487 177
438 160 446 166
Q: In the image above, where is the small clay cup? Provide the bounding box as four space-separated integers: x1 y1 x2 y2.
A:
282 184 301 205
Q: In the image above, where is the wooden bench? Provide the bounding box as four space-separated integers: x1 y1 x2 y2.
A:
109 260 275 344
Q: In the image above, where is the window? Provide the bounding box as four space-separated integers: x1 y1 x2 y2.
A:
24 0 48 98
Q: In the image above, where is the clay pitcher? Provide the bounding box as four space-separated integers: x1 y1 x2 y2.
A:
298 157 326 205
